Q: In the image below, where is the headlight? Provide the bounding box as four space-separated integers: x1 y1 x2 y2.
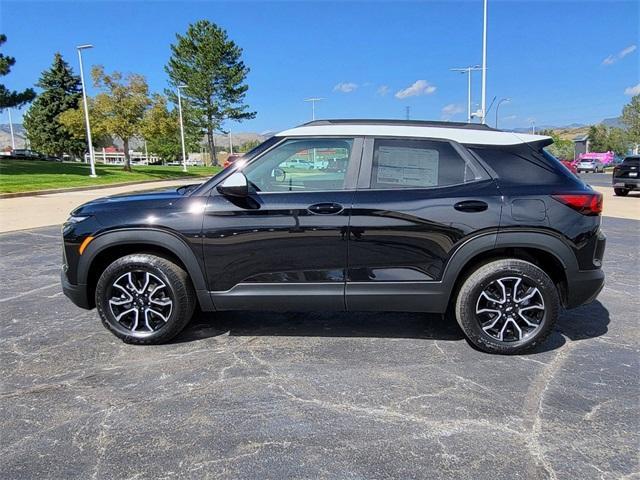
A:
66 215 91 224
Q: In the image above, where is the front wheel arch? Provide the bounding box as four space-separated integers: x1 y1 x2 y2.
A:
79 229 208 308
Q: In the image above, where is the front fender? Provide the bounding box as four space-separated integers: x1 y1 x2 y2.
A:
77 228 214 310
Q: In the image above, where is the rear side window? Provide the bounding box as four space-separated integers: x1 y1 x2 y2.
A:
469 146 564 184
371 138 483 189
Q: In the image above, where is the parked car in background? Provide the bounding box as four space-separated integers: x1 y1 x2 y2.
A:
560 159 578 175
61 119 606 355
577 151 615 169
612 155 640 196
577 158 605 173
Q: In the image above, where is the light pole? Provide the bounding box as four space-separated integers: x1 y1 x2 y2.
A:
228 132 233 155
495 98 510 129
304 97 324 121
176 85 187 173
7 108 15 150
480 0 488 124
451 65 482 122
77 44 96 177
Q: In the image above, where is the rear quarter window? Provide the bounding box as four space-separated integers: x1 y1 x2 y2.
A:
469 145 565 184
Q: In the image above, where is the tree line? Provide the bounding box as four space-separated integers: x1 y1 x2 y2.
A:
543 96 639 160
1 20 256 171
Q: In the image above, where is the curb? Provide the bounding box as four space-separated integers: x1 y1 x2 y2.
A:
0 176 209 199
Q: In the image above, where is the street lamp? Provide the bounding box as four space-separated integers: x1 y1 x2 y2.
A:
176 85 188 173
450 65 482 123
304 97 324 121
495 98 510 129
480 0 488 124
77 44 96 177
7 108 15 150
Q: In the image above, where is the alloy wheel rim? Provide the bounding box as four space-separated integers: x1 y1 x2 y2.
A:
108 271 173 335
475 276 545 343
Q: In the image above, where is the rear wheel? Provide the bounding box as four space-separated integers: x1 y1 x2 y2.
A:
614 187 629 196
454 259 558 354
95 254 196 344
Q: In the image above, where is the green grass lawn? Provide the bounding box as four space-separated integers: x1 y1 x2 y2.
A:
0 160 221 194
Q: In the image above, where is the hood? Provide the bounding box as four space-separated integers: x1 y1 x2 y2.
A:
71 184 201 215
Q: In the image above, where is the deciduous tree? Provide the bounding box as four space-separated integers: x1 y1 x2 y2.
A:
91 66 151 171
588 125 629 156
165 20 255 165
141 94 199 162
621 94 639 148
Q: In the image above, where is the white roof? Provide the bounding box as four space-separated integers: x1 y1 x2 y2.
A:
277 124 551 146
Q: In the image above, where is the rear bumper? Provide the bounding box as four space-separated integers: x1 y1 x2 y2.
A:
61 269 92 309
613 177 640 188
565 268 605 309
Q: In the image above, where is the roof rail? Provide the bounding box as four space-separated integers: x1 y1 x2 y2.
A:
300 118 497 131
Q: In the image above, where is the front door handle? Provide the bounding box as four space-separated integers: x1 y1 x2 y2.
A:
454 200 488 212
308 202 344 215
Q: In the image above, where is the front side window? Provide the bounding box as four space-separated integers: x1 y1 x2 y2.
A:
242 138 353 192
371 138 480 189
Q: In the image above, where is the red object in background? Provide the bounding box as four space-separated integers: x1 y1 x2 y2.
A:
224 154 243 168
560 160 578 174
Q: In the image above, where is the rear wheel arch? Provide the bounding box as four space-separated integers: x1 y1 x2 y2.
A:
443 231 573 307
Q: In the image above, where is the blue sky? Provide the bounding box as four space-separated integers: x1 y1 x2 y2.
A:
2 0 639 133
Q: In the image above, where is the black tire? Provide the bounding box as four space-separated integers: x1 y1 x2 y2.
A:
614 187 629 196
95 254 196 344
454 259 559 354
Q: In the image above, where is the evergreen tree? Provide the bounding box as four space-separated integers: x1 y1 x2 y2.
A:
23 53 84 157
165 20 255 165
0 34 36 109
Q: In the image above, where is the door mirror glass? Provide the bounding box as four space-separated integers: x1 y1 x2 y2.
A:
272 167 286 183
217 171 249 197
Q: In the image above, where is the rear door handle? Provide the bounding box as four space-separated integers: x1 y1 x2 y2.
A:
308 202 344 215
454 200 488 212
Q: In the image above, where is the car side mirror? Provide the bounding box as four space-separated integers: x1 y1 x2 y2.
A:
217 171 249 197
272 167 286 183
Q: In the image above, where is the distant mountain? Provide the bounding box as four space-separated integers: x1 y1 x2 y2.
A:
0 123 27 150
601 116 624 128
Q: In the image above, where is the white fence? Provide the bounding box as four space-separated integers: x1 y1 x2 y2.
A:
84 150 160 165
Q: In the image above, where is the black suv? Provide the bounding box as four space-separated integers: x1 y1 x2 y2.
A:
612 155 640 196
62 120 605 354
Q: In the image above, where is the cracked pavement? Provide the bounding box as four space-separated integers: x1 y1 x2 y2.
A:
0 217 638 479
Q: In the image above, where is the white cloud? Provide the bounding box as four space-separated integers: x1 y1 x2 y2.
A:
376 85 389 96
602 44 637 65
333 82 358 93
441 103 464 120
395 80 437 99
624 83 640 96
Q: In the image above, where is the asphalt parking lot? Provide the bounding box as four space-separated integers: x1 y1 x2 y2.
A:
1 218 638 479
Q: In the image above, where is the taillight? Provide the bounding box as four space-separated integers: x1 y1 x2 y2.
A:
552 193 603 216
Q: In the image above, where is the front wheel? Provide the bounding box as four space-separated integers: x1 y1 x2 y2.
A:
614 187 629 196
95 254 196 344
454 259 559 354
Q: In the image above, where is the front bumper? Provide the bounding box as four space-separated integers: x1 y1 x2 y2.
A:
565 268 605 309
61 269 92 309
